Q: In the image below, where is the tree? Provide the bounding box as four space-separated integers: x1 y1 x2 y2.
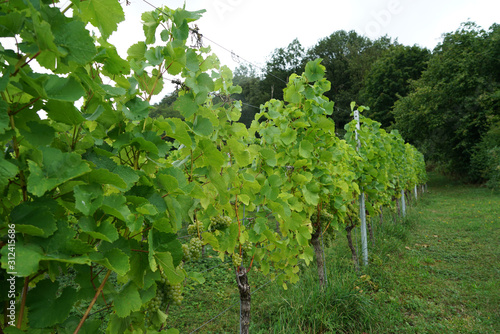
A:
150 90 184 119
306 31 394 129
393 22 500 179
361 45 430 127
260 39 306 102
232 64 267 127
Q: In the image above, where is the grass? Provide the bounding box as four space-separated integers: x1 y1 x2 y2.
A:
167 173 500 333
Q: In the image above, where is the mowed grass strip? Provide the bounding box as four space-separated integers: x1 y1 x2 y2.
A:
373 174 500 333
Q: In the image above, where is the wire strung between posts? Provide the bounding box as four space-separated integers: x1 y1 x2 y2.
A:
240 101 261 110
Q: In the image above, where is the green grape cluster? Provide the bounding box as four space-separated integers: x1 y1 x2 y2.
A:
241 242 252 259
232 252 242 267
187 219 204 237
166 282 183 305
146 271 184 315
146 288 167 313
182 237 203 261
209 215 232 231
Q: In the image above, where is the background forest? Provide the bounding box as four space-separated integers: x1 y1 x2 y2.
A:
153 22 500 187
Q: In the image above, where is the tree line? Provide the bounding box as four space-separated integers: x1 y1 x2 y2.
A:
154 22 499 187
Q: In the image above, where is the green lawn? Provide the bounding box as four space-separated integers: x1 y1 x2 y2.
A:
168 173 500 333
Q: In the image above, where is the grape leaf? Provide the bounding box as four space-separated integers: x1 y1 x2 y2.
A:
78 0 125 39
11 201 57 237
193 116 213 137
19 121 55 146
113 282 143 317
174 93 198 118
74 183 103 215
27 147 91 197
0 156 18 191
45 100 86 125
79 217 119 243
26 280 77 328
101 194 132 222
0 240 43 277
305 58 325 82
90 248 130 276
43 75 85 102
154 252 184 284
0 100 9 134
52 20 97 67
123 97 150 121
0 11 25 37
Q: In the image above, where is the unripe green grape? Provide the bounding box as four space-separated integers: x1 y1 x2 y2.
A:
209 215 232 231
187 219 204 236
232 252 242 267
166 282 183 305
188 237 202 261
182 243 191 261
241 242 252 259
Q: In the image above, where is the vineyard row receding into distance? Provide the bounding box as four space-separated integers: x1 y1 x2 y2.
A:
0 1 426 333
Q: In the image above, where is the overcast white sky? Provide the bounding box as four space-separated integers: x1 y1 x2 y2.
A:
107 0 498 102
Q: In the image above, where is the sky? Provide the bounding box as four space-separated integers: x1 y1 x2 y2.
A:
107 0 499 103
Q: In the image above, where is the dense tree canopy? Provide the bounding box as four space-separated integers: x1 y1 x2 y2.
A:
304 31 394 127
361 45 430 127
393 22 500 181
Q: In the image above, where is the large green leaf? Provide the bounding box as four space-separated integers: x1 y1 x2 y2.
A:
19 121 56 146
305 58 325 82
27 147 91 196
11 201 57 237
78 0 125 39
74 183 103 215
45 100 86 125
174 92 198 118
0 241 44 277
79 217 119 243
0 11 25 37
43 75 86 102
26 280 78 328
52 20 97 67
0 100 9 134
227 138 251 167
193 116 213 137
154 252 184 284
113 282 143 317
101 194 132 222
90 248 130 276
0 156 18 191
123 97 150 121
